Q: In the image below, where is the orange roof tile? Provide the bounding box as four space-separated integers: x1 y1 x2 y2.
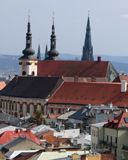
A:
48 82 128 107
0 129 40 145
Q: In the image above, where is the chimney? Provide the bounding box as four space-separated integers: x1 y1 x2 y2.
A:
97 56 101 62
121 80 127 93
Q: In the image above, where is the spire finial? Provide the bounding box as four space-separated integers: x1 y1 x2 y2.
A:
28 9 30 23
88 10 90 17
52 12 55 25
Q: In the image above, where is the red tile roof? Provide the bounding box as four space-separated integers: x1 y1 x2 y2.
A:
104 111 128 129
42 131 69 146
0 129 40 145
38 60 109 78
48 82 128 107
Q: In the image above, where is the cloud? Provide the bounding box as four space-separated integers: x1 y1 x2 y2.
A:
120 14 128 19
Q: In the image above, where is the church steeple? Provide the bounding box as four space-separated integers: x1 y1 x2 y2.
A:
37 44 41 60
45 16 59 60
22 16 35 59
19 16 37 77
81 15 94 61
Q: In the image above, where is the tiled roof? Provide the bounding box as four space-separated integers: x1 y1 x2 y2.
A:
38 60 109 78
0 129 40 145
104 111 128 129
42 131 69 146
0 76 62 98
48 82 128 107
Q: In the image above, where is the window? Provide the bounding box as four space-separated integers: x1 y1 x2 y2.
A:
110 136 112 145
51 108 54 114
58 108 61 114
22 71 26 76
27 105 30 113
32 71 35 76
107 135 109 142
115 137 117 144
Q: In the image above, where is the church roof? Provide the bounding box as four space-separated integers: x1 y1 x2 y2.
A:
38 60 109 78
0 76 62 99
48 82 128 107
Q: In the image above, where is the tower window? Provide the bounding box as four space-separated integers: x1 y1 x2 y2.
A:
22 71 26 76
32 71 35 76
27 62 32 65
19 62 22 65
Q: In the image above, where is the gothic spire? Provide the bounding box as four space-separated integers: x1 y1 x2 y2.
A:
37 44 41 60
81 15 94 61
44 44 48 60
22 16 35 59
46 16 59 60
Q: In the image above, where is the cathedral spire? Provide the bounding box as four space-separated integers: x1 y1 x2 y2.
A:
37 44 41 60
44 44 48 60
81 15 94 61
46 16 59 60
22 15 35 58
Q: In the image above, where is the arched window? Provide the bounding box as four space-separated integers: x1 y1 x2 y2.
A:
22 71 26 76
32 71 35 76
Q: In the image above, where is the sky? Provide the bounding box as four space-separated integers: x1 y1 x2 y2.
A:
1 0 128 56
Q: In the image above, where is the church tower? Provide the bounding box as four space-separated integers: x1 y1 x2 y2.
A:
19 17 37 76
81 16 94 61
45 18 59 60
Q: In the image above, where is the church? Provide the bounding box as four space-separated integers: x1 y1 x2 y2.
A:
0 16 120 118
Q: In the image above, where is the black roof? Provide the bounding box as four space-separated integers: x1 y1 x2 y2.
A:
0 76 62 99
69 106 95 121
2 137 27 150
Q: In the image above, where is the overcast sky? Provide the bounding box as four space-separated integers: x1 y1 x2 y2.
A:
1 0 128 57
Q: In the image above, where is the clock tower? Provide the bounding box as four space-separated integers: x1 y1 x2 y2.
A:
19 17 37 76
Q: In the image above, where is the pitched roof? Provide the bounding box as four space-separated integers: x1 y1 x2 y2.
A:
38 60 109 78
69 107 95 121
57 111 76 120
0 129 40 145
48 82 128 107
0 76 62 98
104 111 128 129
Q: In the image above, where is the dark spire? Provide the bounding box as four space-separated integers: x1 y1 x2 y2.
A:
44 44 48 60
37 44 41 60
81 15 94 61
21 15 35 59
46 16 59 60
